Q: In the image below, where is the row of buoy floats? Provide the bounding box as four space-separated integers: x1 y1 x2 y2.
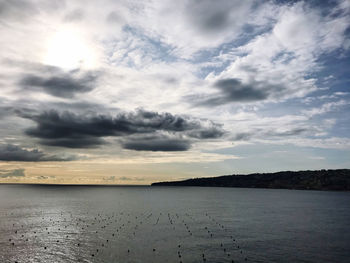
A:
4 210 248 262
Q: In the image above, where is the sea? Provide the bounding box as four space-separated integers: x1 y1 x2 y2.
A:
0 185 349 263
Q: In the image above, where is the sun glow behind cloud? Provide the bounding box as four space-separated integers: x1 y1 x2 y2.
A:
43 27 98 70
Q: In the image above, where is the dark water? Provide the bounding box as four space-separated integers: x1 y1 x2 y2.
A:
0 185 349 263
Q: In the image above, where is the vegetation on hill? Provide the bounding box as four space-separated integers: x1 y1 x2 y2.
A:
151 169 350 191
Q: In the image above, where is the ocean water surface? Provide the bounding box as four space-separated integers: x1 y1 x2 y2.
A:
0 185 349 263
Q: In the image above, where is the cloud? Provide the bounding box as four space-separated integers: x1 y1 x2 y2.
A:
64 9 85 22
196 78 270 106
0 144 76 161
0 0 37 21
121 134 191 151
39 137 105 149
270 128 308 137
106 11 124 24
119 176 131 181
103 175 115 181
20 109 224 150
303 100 349 117
185 0 252 34
0 168 25 178
204 1 350 105
232 132 253 141
0 105 14 119
130 0 255 57
36 175 55 180
119 176 145 181
40 135 106 149
187 125 225 139
20 69 99 98
231 127 309 142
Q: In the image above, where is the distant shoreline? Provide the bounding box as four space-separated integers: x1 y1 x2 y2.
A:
1 169 350 191
0 183 149 187
151 169 350 191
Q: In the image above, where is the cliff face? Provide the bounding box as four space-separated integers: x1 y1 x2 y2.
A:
151 169 350 191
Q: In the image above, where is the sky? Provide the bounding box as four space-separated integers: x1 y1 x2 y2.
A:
0 0 349 185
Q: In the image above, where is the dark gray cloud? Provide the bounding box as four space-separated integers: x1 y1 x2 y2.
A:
121 135 191 151
0 0 37 21
23 109 199 137
0 105 14 119
0 168 25 178
20 70 99 98
199 78 269 106
40 137 105 149
188 0 231 32
187 126 224 139
186 0 251 34
0 0 66 21
232 132 253 141
0 144 76 161
20 109 224 150
272 128 308 137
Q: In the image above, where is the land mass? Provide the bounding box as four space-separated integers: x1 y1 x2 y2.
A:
151 169 350 191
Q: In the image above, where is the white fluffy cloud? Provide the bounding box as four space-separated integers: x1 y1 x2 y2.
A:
206 1 350 104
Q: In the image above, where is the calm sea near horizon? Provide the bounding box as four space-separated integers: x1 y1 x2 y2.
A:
0 185 349 263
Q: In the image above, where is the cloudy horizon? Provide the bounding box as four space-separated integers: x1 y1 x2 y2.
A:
0 0 349 184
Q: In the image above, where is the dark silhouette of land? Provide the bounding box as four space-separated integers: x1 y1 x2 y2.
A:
152 169 350 191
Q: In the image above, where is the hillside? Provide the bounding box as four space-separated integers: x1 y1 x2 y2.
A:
151 169 350 191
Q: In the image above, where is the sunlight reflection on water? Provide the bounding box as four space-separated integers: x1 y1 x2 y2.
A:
0 185 349 263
